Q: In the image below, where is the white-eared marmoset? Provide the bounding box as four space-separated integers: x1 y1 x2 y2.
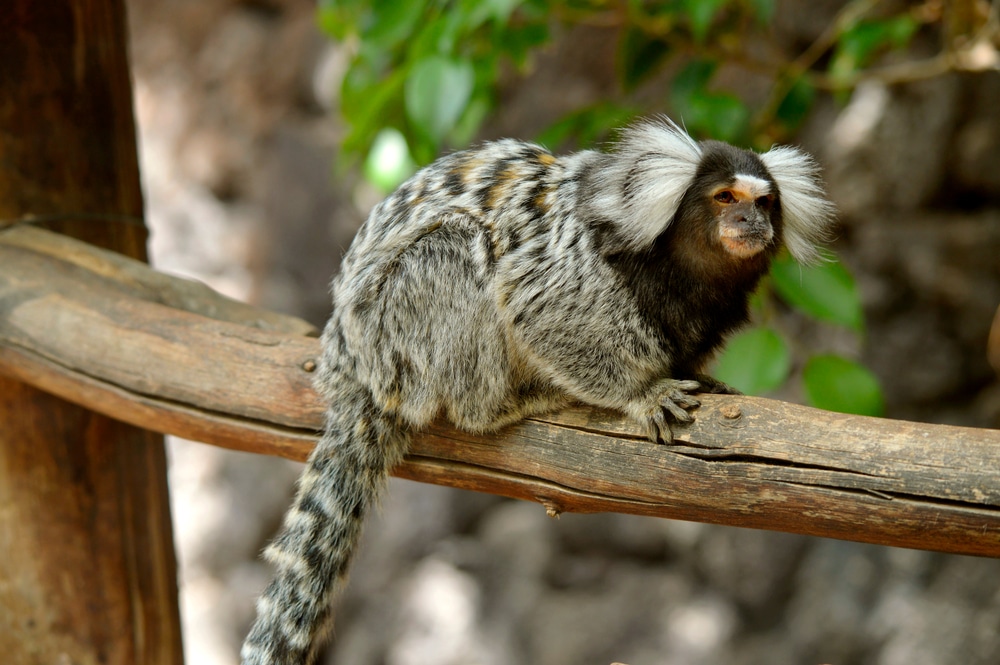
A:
242 118 835 664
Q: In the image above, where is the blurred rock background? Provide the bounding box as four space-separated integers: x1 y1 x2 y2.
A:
126 0 1000 663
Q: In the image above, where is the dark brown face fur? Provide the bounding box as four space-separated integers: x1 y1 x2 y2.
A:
606 140 783 373
671 140 782 280
710 178 776 259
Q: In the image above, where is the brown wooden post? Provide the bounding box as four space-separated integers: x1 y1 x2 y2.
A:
0 1 184 663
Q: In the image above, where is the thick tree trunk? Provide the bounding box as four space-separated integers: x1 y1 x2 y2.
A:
0 2 183 663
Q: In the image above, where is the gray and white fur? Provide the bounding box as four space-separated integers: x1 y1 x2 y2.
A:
241 118 835 663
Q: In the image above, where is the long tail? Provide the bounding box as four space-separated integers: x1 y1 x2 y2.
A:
241 373 410 665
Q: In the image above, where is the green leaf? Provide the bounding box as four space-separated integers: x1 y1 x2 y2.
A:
671 58 718 100
618 27 671 91
405 56 475 145
682 0 728 42
803 355 884 416
340 59 381 120
774 76 816 131
340 65 408 157
771 255 864 332
408 9 468 58
829 16 920 86
495 22 550 68
450 93 492 147
460 0 525 29
363 128 417 193
535 104 637 150
670 59 749 142
363 0 428 49
688 93 750 143
712 327 791 394
317 0 370 39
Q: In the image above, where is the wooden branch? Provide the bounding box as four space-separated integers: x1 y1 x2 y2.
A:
1 219 318 336
3 226 1000 557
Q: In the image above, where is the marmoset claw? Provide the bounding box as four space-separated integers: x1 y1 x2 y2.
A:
638 378 703 444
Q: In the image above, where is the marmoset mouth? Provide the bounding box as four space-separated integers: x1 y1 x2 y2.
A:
719 225 772 258
720 236 768 258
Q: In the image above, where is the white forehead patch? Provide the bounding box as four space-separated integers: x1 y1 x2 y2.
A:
732 174 772 197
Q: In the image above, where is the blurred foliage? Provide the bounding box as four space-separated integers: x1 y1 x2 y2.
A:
713 326 791 396
770 254 864 333
320 0 548 166
318 0 989 416
803 354 885 417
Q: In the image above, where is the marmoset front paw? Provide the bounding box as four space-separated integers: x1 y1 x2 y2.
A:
633 378 702 444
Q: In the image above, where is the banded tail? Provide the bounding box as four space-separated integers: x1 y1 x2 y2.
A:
241 373 410 664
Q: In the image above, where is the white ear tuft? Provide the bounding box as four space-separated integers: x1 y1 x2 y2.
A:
590 117 702 250
760 145 837 264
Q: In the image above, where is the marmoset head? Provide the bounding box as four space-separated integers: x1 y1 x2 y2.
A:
679 140 780 265
592 118 835 266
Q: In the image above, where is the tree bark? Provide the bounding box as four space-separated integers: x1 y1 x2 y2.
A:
0 2 183 663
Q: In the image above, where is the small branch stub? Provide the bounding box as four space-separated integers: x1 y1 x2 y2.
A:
720 403 742 420
542 499 562 519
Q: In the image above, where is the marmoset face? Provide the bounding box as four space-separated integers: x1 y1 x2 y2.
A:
710 174 776 259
